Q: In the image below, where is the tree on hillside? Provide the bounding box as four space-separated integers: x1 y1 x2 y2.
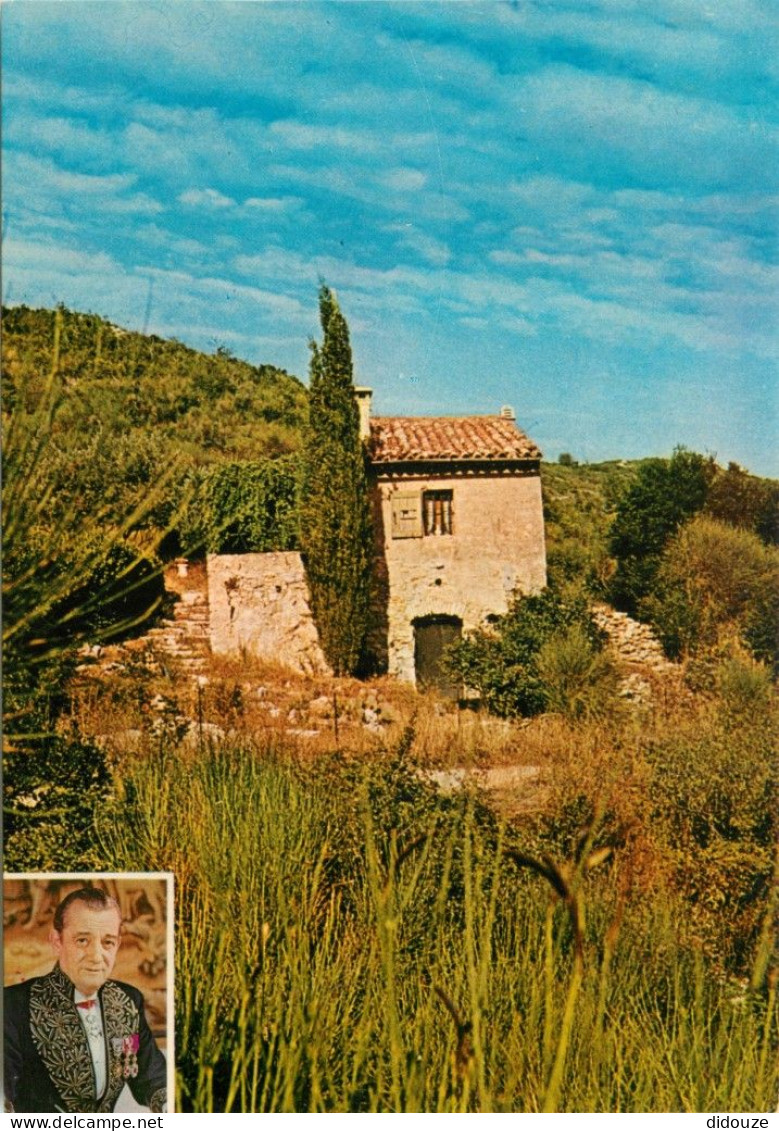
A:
704 462 778 546
299 285 373 675
607 448 715 614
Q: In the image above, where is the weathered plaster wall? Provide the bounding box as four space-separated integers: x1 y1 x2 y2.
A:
375 471 546 683
207 552 330 674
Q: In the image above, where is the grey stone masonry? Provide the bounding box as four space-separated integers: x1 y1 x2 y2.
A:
144 587 211 673
591 603 676 672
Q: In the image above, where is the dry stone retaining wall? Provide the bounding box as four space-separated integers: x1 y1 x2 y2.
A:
591 603 676 672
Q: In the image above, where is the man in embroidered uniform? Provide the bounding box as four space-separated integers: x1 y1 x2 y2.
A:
3 887 167 1113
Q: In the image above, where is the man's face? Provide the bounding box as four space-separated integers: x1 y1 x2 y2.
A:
50 902 122 996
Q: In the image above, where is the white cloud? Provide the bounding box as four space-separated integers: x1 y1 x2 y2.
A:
4 150 163 223
135 224 210 258
98 193 163 216
266 162 469 222
178 188 235 210
4 112 118 167
268 121 383 153
141 266 306 322
10 151 135 196
3 74 126 119
382 168 428 193
385 223 451 267
122 114 264 188
5 236 121 278
244 196 301 212
376 32 498 94
497 314 538 337
508 64 779 193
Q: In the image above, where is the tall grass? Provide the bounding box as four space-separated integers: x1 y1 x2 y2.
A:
97 737 778 1113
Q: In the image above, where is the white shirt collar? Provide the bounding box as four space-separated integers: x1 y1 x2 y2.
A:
74 987 100 1004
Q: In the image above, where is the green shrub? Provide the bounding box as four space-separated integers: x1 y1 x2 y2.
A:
704 461 778 546
715 654 773 718
446 588 605 718
643 711 775 970
641 515 779 666
541 461 633 596
3 733 112 872
535 624 619 720
4 525 163 671
608 448 715 614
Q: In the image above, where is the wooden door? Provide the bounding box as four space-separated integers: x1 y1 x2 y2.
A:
414 617 462 699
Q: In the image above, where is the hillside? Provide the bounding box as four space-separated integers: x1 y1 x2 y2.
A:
1 304 634 568
540 459 640 592
1 304 308 531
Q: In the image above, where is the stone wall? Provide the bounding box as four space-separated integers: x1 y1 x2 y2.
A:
207 552 330 675
375 470 547 683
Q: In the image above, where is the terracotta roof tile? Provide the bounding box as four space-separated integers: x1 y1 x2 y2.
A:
368 415 542 463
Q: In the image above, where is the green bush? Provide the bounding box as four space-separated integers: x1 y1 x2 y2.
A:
446 588 605 718
541 461 635 596
640 515 779 667
535 624 619 720
643 710 776 970
704 461 778 546
3 733 113 872
4 525 163 670
715 654 773 718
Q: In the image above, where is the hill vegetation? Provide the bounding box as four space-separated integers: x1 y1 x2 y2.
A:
5 302 775 565
4 302 776 687
2 304 307 539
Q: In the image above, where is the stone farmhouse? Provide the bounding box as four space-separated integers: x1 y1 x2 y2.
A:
207 390 547 691
357 387 546 692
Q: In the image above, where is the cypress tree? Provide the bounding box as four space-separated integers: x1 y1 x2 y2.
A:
299 285 373 675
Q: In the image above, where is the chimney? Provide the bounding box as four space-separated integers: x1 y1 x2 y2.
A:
500 404 515 420
354 386 373 440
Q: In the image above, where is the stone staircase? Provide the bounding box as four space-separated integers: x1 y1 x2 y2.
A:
75 562 212 680
144 586 211 674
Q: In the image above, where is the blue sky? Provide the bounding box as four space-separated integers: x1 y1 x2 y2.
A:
3 1 777 474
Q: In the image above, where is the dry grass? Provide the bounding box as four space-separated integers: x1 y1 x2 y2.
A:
92 733 778 1113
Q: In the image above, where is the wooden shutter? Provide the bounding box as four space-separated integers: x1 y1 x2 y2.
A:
391 491 423 538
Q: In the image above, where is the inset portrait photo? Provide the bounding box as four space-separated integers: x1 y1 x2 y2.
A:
3 873 174 1115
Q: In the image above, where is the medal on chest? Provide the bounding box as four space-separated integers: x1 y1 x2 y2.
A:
111 1033 140 1079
